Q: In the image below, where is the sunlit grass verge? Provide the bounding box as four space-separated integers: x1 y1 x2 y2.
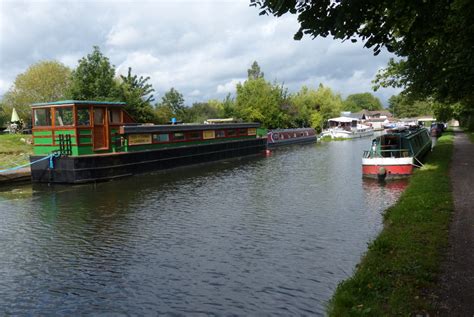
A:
327 132 454 316
0 134 33 169
466 131 474 143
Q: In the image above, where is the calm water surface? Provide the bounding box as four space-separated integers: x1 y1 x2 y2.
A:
0 138 408 315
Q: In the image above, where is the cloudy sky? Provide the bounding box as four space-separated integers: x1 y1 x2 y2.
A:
0 0 400 105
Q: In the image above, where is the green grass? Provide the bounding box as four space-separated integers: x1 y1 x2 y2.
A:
466 131 474 143
0 134 33 169
327 133 454 316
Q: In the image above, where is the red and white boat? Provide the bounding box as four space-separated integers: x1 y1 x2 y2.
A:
362 126 432 180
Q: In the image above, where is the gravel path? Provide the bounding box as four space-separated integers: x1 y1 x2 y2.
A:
437 129 474 316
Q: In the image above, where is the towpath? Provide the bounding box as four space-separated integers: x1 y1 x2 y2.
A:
437 129 474 316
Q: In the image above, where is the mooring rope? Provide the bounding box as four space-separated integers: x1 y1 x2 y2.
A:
0 153 60 173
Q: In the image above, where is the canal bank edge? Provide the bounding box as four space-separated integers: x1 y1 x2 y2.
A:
327 132 454 316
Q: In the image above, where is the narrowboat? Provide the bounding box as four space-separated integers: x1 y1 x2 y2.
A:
29 100 266 184
362 126 432 180
267 128 317 148
320 117 374 139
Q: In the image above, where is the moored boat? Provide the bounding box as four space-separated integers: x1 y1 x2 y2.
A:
362 126 432 180
321 117 374 139
29 100 266 183
267 128 317 147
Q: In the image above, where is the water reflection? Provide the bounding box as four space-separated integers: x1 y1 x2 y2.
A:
0 139 408 315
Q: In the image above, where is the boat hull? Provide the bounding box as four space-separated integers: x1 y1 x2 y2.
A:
267 135 317 148
30 138 266 184
362 157 414 179
321 128 374 139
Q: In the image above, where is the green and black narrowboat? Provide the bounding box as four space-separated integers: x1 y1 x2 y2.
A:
362 126 432 180
29 100 266 183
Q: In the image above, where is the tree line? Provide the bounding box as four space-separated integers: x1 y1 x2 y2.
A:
0 47 456 132
251 0 474 130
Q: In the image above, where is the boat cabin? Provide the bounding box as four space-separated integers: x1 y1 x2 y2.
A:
368 127 431 159
327 117 357 131
31 100 260 157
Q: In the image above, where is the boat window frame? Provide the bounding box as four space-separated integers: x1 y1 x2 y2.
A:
215 130 226 138
171 132 186 141
33 107 52 127
226 129 237 137
54 106 74 127
152 133 170 143
187 131 201 140
76 107 91 127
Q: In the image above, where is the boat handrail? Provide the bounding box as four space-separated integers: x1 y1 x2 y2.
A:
363 149 410 158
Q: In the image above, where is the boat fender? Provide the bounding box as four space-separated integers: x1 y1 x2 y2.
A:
377 167 387 181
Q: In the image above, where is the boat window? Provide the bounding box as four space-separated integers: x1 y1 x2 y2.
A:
109 109 121 124
172 132 185 141
238 128 247 135
55 107 73 126
77 108 90 126
216 130 225 138
188 131 201 140
153 133 169 143
34 108 52 127
227 130 236 137
94 108 104 125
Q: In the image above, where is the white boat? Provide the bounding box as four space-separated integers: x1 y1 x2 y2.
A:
321 117 374 139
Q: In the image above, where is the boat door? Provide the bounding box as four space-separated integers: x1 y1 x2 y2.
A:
92 107 108 150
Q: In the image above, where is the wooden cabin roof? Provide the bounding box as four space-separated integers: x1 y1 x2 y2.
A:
31 100 126 107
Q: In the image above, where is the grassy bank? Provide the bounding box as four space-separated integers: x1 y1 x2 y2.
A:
466 131 474 143
0 134 33 170
328 132 454 316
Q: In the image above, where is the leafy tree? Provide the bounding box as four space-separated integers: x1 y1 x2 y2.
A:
186 100 225 123
117 67 156 123
387 94 433 118
235 77 288 128
154 104 174 124
247 61 264 80
343 93 383 112
290 85 343 132
251 0 474 123
222 93 236 118
157 88 186 120
2 60 72 121
0 104 8 128
69 46 117 100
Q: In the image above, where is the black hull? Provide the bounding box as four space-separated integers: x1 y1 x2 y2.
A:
267 136 317 148
30 139 266 184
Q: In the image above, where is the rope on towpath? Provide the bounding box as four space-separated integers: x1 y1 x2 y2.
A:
0 152 59 173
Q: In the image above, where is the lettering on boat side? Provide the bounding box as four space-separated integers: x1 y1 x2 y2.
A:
203 130 215 139
128 134 152 145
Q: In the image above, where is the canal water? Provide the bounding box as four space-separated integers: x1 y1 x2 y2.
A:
0 138 408 315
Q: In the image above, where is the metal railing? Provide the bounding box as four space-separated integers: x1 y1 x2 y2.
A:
363 149 410 158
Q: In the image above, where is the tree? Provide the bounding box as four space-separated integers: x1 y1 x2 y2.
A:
235 77 288 128
69 46 117 100
251 0 474 119
247 61 264 80
117 67 156 123
387 94 433 118
343 93 383 112
186 100 225 123
154 104 174 124
2 61 72 121
157 88 186 120
0 104 8 128
290 85 343 132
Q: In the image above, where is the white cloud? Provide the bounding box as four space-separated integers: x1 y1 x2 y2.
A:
217 79 244 94
0 0 399 106
190 89 201 96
